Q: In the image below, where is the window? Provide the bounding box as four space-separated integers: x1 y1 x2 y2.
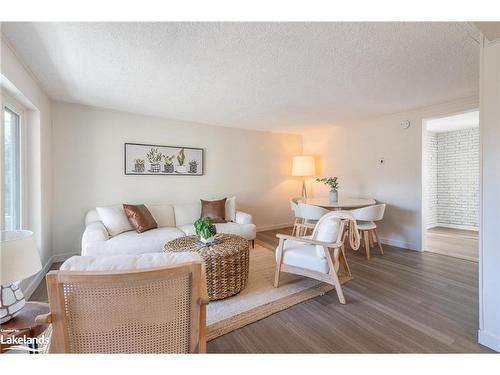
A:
3 106 21 230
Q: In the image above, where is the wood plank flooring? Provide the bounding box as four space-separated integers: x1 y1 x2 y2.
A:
30 227 492 353
425 226 478 262
207 227 491 353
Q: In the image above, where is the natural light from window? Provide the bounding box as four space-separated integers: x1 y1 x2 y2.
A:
3 106 21 230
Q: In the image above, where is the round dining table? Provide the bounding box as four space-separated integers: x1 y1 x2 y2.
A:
304 197 376 210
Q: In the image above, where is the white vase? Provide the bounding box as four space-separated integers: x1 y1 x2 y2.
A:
200 235 215 244
176 165 188 174
329 189 338 202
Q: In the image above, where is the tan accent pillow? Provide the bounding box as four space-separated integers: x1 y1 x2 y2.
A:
123 204 158 233
200 198 227 223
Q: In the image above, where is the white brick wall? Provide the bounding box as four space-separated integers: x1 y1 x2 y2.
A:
426 128 479 229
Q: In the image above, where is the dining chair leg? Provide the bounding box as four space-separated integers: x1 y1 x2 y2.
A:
374 228 384 255
369 230 374 248
363 231 371 260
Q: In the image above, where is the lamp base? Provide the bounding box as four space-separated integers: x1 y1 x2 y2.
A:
301 179 308 199
0 282 26 324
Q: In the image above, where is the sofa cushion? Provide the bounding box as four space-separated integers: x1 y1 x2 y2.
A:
96 205 133 236
61 252 202 272
145 204 176 228
173 203 201 226
200 198 227 223
123 204 158 233
225 196 236 222
177 222 256 241
81 227 185 256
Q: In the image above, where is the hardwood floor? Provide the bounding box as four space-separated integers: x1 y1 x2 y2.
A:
30 228 491 353
425 226 478 262
207 227 491 353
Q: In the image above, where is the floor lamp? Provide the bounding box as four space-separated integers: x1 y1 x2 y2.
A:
292 156 315 199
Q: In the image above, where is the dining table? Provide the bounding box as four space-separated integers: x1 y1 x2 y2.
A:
304 197 376 210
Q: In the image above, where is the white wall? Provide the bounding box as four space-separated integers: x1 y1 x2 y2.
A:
425 132 438 227
479 36 500 352
436 128 479 229
303 96 478 251
1 36 53 296
51 102 302 256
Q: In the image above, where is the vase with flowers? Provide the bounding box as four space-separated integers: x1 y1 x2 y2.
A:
316 177 339 202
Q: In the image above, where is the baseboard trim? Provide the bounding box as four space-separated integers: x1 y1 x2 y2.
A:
478 329 500 352
379 237 419 251
23 252 78 299
256 222 294 232
432 223 479 232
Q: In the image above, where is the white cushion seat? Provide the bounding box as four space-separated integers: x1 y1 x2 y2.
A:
356 220 376 230
61 252 202 271
83 227 185 256
275 239 329 274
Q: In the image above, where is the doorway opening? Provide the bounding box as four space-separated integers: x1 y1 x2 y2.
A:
422 110 479 261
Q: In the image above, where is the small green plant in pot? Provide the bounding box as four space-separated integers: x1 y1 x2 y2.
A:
146 148 162 173
189 160 198 173
176 148 188 173
194 217 217 244
134 159 145 173
163 155 175 173
316 177 339 202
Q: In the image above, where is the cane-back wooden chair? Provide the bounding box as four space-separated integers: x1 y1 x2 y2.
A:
36 261 208 353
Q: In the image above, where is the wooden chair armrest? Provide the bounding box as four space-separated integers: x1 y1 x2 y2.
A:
276 233 342 248
35 313 52 324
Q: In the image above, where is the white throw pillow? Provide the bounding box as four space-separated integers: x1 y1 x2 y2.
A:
225 196 236 222
96 205 133 237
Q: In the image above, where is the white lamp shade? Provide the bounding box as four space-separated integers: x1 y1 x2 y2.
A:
292 156 315 177
1 230 42 284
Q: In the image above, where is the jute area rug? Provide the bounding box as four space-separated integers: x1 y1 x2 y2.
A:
206 241 347 341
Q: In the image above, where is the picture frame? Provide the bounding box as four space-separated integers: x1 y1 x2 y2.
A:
124 143 204 176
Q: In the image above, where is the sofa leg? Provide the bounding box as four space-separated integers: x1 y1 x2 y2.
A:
251 240 255 248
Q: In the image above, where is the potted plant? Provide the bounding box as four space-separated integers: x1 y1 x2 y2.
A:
194 217 217 244
133 159 145 173
163 154 175 173
189 159 198 173
316 177 340 202
176 148 188 173
146 148 162 173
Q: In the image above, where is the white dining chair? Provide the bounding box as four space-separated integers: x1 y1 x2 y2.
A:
350 204 386 260
295 203 331 237
290 197 304 236
274 211 361 304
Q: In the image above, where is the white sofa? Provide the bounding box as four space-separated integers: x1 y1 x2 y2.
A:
82 201 256 256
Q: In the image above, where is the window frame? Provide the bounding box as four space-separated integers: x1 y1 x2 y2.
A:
2 94 27 230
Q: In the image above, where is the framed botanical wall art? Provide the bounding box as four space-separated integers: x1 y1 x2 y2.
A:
124 143 204 176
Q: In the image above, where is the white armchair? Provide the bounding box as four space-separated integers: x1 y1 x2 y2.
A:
274 211 360 304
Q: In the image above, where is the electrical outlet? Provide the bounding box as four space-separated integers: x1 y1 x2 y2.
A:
379 157 385 165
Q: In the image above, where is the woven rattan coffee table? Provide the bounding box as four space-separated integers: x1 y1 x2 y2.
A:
164 234 249 301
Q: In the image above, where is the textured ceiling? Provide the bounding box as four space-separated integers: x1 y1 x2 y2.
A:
1 22 479 133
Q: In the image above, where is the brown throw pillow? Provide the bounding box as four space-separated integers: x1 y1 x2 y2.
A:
123 204 158 233
200 198 227 223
